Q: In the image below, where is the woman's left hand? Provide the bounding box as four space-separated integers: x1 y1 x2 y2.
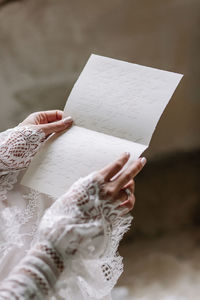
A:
19 110 73 137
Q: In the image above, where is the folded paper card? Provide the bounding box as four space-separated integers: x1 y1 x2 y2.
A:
21 54 183 198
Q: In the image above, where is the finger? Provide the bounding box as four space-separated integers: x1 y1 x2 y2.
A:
115 157 147 191
39 116 73 136
32 110 64 124
43 110 63 123
119 194 135 211
122 179 135 193
99 152 130 181
114 189 130 203
103 180 134 202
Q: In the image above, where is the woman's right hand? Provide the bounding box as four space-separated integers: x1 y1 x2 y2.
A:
97 152 147 213
38 152 147 261
0 153 147 300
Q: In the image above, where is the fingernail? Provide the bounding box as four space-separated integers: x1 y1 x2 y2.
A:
63 116 73 125
140 157 147 166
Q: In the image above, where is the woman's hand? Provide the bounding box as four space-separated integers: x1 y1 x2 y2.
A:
38 152 147 262
0 153 146 299
97 152 147 213
19 110 73 137
0 110 73 175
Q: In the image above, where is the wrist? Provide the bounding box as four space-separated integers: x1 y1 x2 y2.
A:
30 241 65 276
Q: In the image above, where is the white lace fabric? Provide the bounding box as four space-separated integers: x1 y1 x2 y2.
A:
0 126 47 276
0 126 45 201
0 125 133 300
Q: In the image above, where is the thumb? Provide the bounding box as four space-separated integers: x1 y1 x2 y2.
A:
39 116 73 136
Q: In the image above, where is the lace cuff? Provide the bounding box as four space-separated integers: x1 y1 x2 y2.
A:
0 241 64 299
38 173 133 299
0 126 45 176
0 168 133 300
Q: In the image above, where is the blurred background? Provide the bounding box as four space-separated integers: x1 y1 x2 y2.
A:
0 0 199 299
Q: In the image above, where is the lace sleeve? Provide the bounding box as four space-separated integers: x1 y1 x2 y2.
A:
0 173 132 300
0 126 45 176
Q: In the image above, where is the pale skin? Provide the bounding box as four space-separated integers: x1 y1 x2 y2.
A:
19 109 147 212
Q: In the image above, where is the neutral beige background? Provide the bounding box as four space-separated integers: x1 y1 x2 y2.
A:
0 0 199 158
0 2 199 299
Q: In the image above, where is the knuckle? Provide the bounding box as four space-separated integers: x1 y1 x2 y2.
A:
40 114 46 123
105 186 115 197
56 109 62 116
128 179 134 191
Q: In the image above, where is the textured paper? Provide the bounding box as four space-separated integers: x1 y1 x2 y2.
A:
64 54 183 145
21 126 147 198
21 54 183 198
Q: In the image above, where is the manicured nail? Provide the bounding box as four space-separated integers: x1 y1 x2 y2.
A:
140 157 147 166
63 116 73 125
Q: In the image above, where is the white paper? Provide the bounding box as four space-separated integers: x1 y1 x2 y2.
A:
65 54 183 145
21 126 147 198
21 54 183 198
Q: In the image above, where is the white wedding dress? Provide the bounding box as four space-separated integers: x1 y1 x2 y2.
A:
0 125 132 300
